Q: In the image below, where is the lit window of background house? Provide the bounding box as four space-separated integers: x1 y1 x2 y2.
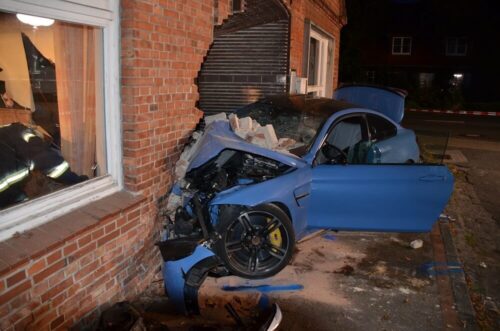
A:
392 36 412 55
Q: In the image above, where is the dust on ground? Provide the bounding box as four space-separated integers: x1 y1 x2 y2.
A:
195 231 443 331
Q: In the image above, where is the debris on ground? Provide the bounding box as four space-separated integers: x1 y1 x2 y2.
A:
479 262 487 269
96 301 168 331
410 239 423 249
334 264 354 276
399 287 412 295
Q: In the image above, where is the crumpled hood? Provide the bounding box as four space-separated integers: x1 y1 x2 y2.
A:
187 121 306 171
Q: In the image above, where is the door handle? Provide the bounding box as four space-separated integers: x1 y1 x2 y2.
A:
419 175 445 182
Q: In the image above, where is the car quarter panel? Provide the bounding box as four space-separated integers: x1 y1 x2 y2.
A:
372 128 420 163
210 167 311 239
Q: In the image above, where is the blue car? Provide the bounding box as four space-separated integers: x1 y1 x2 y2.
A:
160 86 454 284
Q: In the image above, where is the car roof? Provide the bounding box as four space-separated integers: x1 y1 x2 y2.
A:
239 94 360 118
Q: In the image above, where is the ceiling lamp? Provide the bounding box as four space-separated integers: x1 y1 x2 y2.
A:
16 14 54 28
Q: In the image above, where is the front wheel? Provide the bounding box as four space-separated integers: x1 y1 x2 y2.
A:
215 204 295 279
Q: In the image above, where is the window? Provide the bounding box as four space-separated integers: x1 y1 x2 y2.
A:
232 0 244 12
367 114 397 142
0 1 121 240
418 73 435 88
307 28 331 97
446 37 467 56
317 116 369 165
366 70 376 83
392 36 412 55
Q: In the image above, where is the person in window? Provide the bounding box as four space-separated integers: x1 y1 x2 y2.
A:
0 122 87 209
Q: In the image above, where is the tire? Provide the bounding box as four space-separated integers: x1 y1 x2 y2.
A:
215 204 295 279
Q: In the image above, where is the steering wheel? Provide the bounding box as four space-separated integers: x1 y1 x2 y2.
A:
321 143 348 164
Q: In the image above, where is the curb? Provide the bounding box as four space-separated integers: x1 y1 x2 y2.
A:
407 108 500 117
438 220 478 330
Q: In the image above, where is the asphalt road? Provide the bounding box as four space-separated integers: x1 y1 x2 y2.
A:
403 112 500 141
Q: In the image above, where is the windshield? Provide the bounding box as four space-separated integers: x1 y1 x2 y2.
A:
236 96 355 156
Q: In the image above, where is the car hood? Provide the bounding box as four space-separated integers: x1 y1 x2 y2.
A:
187 121 306 171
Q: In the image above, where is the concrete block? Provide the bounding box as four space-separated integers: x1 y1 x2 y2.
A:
239 117 253 131
205 112 227 125
229 113 239 130
234 128 249 139
256 124 278 149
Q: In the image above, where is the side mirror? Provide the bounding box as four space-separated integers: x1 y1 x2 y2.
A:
321 143 347 164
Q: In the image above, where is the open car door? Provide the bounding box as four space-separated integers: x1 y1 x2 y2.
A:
307 117 454 232
308 164 453 232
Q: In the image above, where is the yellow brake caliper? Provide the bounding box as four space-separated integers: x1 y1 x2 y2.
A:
267 217 282 247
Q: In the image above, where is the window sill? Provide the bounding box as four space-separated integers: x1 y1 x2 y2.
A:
0 190 145 276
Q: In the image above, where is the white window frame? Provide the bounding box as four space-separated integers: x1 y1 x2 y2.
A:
446 37 467 56
392 36 412 55
307 29 330 97
0 0 122 241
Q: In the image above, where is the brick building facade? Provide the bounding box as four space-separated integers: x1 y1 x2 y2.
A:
0 1 345 330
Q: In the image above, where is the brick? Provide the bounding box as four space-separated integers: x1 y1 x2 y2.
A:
0 280 31 306
97 229 120 247
40 278 72 303
6 270 26 288
46 250 62 266
9 292 30 310
33 259 66 284
27 259 46 276
77 234 92 248
62 243 77 256
74 260 100 281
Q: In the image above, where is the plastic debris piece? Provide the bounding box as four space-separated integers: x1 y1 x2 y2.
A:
222 283 304 293
322 233 337 241
479 262 487 269
410 239 423 249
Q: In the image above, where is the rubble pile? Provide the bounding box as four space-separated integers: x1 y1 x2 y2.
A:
227 113 297 152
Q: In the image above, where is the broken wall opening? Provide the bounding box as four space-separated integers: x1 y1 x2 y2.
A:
197 0 290 114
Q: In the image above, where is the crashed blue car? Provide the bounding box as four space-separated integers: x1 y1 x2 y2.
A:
158 86 453 312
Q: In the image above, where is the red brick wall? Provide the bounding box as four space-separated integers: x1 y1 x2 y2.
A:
0 1 231 330
286 0 345 90
0 201 148 330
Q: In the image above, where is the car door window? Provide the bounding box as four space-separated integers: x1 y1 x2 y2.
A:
367 114 397 142
317 115 369 164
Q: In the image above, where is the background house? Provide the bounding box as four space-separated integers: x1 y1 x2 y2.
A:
339 0 500 110
0 0 345 330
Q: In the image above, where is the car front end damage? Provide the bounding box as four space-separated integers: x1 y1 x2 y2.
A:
158 114 306 314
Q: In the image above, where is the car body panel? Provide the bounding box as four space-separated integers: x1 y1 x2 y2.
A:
371 128 420 163
162 245 214 314
334 85 406 123
308 164 454 232
187 121 306 171
210 166 311 239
